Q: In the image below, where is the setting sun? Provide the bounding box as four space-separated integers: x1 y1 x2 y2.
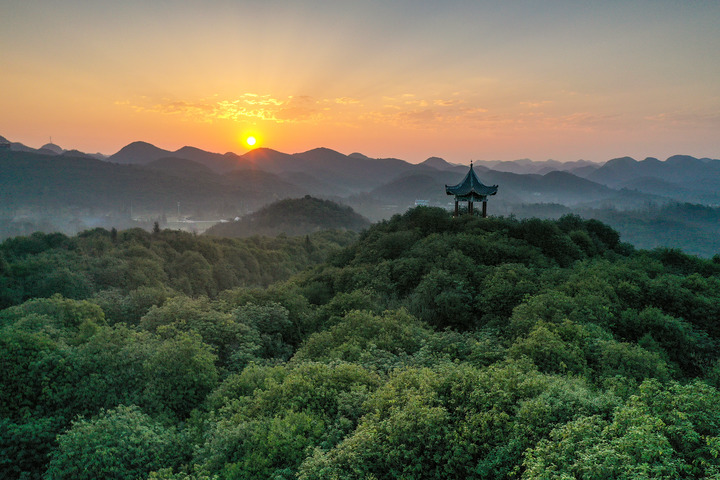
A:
245 136 257 147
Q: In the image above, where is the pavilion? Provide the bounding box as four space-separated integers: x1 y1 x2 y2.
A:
445 162 498 217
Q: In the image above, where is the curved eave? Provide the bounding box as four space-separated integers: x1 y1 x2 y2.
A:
445 164 498 197
446 185 498 196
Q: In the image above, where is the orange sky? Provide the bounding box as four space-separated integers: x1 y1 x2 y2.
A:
1 1 719 163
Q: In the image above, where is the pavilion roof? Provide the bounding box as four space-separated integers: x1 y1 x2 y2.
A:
445 163 498 198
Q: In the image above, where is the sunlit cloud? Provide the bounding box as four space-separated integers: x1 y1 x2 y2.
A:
434 99 462 107
119 91 663 138
520 100 553 108
122 94 322 124
334 97 361 105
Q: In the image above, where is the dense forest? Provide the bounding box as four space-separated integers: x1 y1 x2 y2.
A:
4 208 720 479
511 202 720 258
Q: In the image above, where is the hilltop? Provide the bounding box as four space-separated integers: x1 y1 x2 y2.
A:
205 196 370 238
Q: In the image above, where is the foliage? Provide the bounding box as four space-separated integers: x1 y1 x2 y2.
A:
0 228 355 310
523 380 720 479
3 209 720 478
45 405 183 480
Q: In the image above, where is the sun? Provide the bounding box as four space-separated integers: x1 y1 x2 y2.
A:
245 136 257 147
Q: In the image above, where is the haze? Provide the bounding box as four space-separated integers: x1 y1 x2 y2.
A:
1 0 719 163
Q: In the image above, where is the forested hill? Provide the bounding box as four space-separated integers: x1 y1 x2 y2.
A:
0 227 357 312
205 196 371 238
5 209 720 479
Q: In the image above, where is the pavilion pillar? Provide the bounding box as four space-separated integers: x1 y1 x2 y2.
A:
454 200 459 217
482 201 487 218
468 201 474 215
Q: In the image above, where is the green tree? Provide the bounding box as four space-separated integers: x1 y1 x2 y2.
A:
45 405 182 480
140 296 261 368
144 331 218 418
523 380 720 479
294 309 430 370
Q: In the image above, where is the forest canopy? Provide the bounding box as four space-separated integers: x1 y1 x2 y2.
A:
3 207 720 479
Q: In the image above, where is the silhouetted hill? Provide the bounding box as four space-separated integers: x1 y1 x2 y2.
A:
205 196 370 237
239 148 298 171
0 135 53 154
59 150 96 159
568 163 602 177
294 148 416 191
40 142 63 154
419 156 457 170
109 141 172 165
293 147 351 168
173 146 242 172
238 147 417 192
109 142 241 173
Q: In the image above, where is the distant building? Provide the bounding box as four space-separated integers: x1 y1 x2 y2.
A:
414 199 429 206
445 162 498 217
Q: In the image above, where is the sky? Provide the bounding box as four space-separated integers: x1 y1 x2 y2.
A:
1 0 719 163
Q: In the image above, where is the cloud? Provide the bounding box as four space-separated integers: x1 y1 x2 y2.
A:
520 100 553 108
275 96 321 121
434 99 462 107
120 94 322 124
118 91 555 132
334 97 360 105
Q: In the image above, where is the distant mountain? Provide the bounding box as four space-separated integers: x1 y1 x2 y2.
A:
475 158 599 175
419 157 457 171
60 149 96 159
237 147 298 171
568 164 601 178
40 142 63 154
109 141 173 165
0 135 110 160
586 155 720 203
237 147 417 192
9 142 38 153
108 141 243 173
172 146 242 172
205 196 370 238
